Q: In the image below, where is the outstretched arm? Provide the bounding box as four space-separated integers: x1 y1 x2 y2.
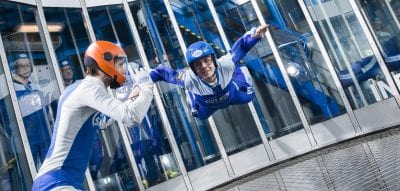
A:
149 65 185 87
231 25 268 64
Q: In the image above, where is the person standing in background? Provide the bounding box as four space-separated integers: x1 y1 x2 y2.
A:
12 53 52 169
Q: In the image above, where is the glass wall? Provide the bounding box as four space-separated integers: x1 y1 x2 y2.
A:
253 0 348 125
88 3 181 189
43 7 90 87
356 0 400 100
166 0 262 155
0 0 399 190
0 1 61 170
0 48 32 191
213 1 307 138
129 0 222 174
302 0 393 109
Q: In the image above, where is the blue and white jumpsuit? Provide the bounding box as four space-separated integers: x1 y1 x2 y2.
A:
150 29 261 119
13 80 51 167
32 76 153 190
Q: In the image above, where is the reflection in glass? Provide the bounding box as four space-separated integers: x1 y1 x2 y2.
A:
88 4 181 189
0 55 32 190
357 0 400 93
1 1 60 170
43 7 90 86
214 1 305 138
304 0 392 108
129 0 222 174
167 0 262 155
269 26 345 124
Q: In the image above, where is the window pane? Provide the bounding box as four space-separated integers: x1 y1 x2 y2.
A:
1 1 61 170
128 0 222 174
304 0 393 108
88 4 181 189
43 7 90 86
257 0 348 124
214 1 305 137
167 0 262 155
357 0 400 100
0 49 32 191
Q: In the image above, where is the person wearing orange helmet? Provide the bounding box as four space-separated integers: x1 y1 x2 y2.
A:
32 41 154 191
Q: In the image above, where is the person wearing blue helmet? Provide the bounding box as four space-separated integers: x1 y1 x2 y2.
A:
11 53 52 169
150 25 268 119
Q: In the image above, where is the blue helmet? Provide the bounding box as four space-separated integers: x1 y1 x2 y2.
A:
59 59 72 68
186 41 215 66
10 53 31 71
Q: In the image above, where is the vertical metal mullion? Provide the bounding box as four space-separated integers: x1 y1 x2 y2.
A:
250 0 317 147
315 0 368 107
123 1 193 190
349 0 400 103
38 1 96 189
0 33 37 182
79 0 96 43
384 0 400 31
206 0 275 161
76 1 99 190
333 0 363 58
205 0 230 50
116 120 145 191
36 0 65 92
63 8 85 74
162 0 188 53
162 0 235 177
297 0 361 133
105 6 121 43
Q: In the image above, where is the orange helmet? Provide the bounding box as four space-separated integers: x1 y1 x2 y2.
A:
85 41 127 87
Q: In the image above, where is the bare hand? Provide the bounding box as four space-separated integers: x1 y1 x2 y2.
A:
252 24 268 38
128 86 140 101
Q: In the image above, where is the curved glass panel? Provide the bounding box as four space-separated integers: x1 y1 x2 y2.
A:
357 0 400 100
43 7 90 86
0 46 32 191
167 0 262 155
214 1 305 138
128 0 222 174
88 4 181 189
253 0 347 124
303 0 392 109
1 1 61 170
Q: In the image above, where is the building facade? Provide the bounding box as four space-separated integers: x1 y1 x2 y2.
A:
0 0 399 190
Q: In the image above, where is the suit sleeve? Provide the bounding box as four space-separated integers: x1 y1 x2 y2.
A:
149 65 185 87
230 27 262 64
82 81 153 127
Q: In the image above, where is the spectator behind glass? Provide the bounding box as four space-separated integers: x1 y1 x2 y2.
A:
373 18 396 55
11 53 51 169
59 60 75 86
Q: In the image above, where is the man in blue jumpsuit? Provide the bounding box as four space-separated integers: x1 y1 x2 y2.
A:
32 41 154 190
150 25 267 119
12 54 52 169
59 59 104 180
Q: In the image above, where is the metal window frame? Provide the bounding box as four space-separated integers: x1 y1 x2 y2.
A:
206 0 276 162
0 32 37 182
349 0 400 104
250 0 317 147
122 0 194 190
296 0 361 133
162 0 236 177
36 0 65 92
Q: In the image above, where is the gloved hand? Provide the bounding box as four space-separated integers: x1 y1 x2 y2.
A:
128 67 154 100
133 68 153 89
